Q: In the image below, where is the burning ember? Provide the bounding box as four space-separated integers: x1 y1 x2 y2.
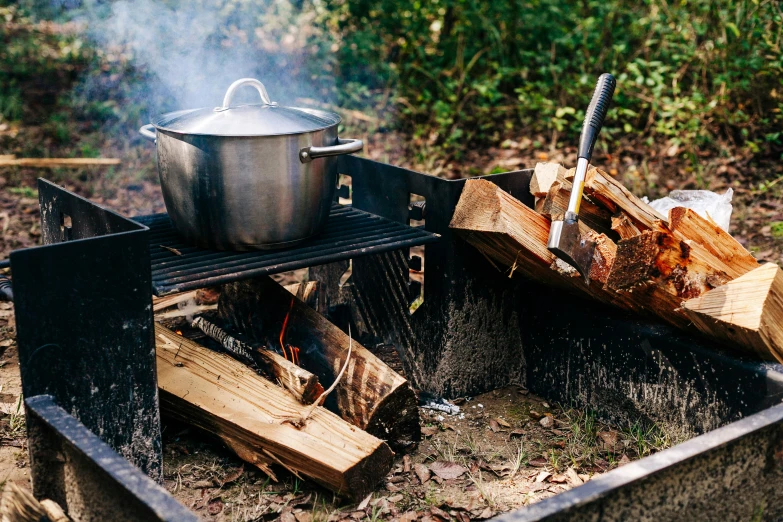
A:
279 296 300 365
175 329 183 336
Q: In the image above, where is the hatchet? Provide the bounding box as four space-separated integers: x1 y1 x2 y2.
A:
547 73 616 283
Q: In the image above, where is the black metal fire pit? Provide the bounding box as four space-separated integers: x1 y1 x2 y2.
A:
9 156 783 520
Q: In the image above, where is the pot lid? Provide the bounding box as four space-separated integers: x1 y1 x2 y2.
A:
152 78 340 137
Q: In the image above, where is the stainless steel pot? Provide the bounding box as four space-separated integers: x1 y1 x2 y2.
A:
139 78 363 250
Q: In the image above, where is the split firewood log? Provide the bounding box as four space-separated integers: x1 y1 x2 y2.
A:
155 324 394 497
682 263 783 363
218 277 421 450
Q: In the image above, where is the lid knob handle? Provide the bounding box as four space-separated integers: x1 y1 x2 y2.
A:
217 78 275 111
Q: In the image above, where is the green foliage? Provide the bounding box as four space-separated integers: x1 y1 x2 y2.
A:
327 0 783 155
770 221 783 238
0 4 94 121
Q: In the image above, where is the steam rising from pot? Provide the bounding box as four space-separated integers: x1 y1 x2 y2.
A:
76 0 337 114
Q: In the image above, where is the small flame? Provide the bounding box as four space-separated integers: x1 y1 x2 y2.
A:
175 329 183 336
279 296 295 362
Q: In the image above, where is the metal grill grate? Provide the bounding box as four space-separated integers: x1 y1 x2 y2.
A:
135 204 439 296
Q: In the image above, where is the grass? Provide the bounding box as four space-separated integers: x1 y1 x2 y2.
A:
0 394 25 441
468 470 498 509
7 186 38 199
621 420 673 458
508 442 527 477
770 222 783 239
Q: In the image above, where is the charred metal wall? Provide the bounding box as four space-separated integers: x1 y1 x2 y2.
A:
13 180 162 481
314 156 532 398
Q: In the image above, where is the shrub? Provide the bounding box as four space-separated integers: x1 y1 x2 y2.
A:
327 0 783 156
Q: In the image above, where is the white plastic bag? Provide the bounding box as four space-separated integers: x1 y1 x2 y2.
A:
647 189 734 231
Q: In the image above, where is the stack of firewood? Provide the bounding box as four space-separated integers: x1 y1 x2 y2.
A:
153 277 420 499
450 162 783 363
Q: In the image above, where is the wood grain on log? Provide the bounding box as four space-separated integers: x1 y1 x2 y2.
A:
611 212 642 239
683 263 783 363
218 277 420 449
283 281 319 309
155 325 394 497
668 207 758 275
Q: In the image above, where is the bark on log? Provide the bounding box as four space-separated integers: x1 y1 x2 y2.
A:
155 324 394 497
683 263 783 363
192 316 324 404
218 277 420 450
606 222 732 297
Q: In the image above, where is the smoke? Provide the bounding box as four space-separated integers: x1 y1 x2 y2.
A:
74 0 337 116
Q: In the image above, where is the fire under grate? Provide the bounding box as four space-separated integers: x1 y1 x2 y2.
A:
135 204 439 296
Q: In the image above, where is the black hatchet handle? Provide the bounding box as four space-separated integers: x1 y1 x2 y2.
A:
578 73 616 161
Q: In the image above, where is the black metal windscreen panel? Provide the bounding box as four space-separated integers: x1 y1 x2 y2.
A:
135 204 440 296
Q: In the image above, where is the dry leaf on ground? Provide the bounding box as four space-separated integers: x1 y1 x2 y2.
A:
429 461 468 480
413 463 431 484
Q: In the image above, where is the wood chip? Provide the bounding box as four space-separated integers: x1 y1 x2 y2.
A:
429 461 468 480
489 419 501 432
160 245 182 256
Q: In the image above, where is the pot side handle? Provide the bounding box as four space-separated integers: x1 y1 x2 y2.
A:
139 124 157 143
299 138 364 163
